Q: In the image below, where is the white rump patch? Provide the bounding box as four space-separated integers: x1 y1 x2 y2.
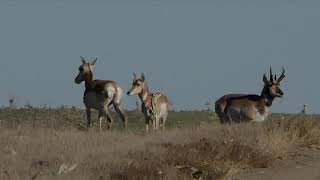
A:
106 85 116 100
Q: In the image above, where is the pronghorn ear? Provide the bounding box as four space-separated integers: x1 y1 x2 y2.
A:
141 73 145 81
263 74 269 84
91 58 97 66
80 56 86 64
133 73 137 80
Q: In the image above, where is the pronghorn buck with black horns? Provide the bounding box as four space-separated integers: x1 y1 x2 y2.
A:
215 67 286 123
127 73 170 132
75 57 127 131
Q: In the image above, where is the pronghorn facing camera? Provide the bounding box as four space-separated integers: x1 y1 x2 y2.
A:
127 73 170 132
75 57 127 131
215 67 286 123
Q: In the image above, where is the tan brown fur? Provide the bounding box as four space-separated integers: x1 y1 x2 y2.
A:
75 57 127 131
127 73 170 131
215 67 286 123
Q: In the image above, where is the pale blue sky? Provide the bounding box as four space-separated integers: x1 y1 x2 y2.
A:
0 1 319 112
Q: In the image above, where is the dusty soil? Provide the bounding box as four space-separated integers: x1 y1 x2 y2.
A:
233 146 320 180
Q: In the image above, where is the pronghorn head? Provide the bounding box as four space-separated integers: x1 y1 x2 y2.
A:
127 73 146 96
262 67 286 98
75 56 97 84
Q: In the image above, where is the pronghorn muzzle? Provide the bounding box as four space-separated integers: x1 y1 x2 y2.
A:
127 84 142 96
75 72 84 84
275 87 284 97
127 89 134 96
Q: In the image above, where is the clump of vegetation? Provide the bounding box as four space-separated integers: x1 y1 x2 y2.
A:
108 117 320 179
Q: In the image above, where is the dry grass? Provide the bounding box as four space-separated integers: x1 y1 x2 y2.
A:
0 114 320 180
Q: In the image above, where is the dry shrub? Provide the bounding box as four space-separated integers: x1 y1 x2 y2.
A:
109 118 320 179
266 116 320 146
0 116 320 180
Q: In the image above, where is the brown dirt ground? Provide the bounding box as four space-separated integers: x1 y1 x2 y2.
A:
232 146 320 180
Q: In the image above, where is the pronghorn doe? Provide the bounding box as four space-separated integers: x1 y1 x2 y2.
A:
75 57 127 131
215 67 286 123
127 73 170 132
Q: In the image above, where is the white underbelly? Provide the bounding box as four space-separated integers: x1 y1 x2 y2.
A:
226 106 270 122
253 109 270 122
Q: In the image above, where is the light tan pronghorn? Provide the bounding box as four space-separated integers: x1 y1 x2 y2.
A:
74 57 127 131
127 73 170 132
215 67 286 123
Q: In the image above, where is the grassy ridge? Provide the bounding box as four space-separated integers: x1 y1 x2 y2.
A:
0 107 319 179
0 107 217 131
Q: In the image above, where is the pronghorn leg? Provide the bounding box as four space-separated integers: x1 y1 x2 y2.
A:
145 117 151 132
154 116 160 130
152 118 156 130
104 100 114 131
157 117 161 130
106 113 113 131
86 108 91 128
98 111 104 132
227 111 233 123
161 113 168 131
113 103 127 132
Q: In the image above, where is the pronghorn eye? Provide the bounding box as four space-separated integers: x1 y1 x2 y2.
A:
137 84 140 86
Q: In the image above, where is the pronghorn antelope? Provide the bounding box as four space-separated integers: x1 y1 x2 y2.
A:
215 67 286 123
127 73 170 132
74 57 127 131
